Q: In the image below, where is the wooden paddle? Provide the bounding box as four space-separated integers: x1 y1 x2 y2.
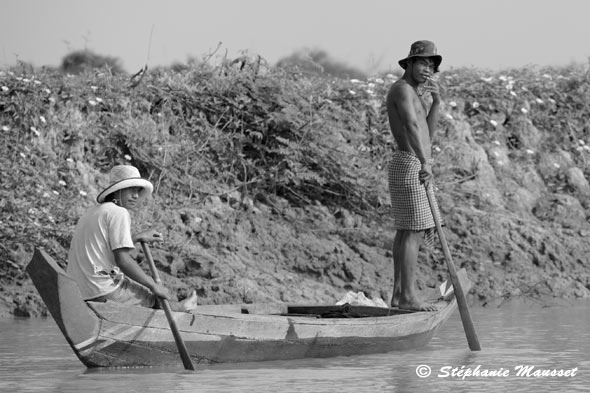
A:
424 184 482 351
140 242 196 370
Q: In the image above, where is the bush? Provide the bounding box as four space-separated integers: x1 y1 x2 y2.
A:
61 50 125 75
276 49 366 79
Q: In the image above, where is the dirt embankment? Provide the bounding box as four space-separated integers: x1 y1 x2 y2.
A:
1 62 589 318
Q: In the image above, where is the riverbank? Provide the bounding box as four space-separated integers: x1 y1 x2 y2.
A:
1 60 589 318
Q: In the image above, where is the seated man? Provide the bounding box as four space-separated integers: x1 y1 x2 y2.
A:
67 164 197 312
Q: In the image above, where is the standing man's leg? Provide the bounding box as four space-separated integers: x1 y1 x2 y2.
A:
393 229 438 311
391 230 403 307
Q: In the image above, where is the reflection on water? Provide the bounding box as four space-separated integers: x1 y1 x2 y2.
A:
1 299 588 393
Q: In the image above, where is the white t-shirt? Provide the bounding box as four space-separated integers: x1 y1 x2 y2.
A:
67 202 135 300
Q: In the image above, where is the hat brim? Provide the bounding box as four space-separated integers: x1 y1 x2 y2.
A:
96 178 153 203
399 54 442 73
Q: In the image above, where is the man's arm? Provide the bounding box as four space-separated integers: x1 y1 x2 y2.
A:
113 248 170 299
132 229 163 244
425 80 441 139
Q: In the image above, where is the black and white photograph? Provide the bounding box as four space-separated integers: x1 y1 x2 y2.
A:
1 1 589 392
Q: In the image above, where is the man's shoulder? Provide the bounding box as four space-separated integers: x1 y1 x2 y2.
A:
98 202 126 211
389 79 413 93
93 202 130 220
387 79 413 103
92 202 116 214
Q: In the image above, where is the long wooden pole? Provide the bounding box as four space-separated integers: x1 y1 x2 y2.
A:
425 184 481 351
141 242 196 370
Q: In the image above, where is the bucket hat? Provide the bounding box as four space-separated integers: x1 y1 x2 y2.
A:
398 40 442 73
96 165 153 203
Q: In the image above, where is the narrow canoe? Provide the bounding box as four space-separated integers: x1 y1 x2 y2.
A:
26 248 470 368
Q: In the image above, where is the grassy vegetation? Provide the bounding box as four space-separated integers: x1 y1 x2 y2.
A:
1 55 589 312
441 64 590 185
0 57 390 281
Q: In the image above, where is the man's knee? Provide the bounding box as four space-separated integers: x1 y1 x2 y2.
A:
397 229 424 243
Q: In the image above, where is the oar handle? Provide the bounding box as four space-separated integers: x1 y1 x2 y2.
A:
141 242 196 370
425 184 481 351
142 242 163 282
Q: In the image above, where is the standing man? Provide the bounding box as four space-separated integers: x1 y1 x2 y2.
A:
386 40 443 311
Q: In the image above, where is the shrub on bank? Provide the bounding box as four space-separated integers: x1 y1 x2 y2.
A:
1 57 589 309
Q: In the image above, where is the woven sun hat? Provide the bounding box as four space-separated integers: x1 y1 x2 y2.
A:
398 40 442 73
96 165 153 203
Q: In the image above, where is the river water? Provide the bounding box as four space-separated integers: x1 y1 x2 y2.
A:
1 299 588 393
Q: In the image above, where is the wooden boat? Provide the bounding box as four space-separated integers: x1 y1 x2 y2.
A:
26 248 471 368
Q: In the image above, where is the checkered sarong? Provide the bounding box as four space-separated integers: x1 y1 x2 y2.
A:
387 150 440 248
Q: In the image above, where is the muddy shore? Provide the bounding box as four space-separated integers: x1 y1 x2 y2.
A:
1 64 589 319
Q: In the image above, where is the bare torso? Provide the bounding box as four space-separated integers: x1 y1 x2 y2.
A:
386 79 431 160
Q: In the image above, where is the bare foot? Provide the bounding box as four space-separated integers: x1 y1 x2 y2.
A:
181 290 198 312
399 300 439 312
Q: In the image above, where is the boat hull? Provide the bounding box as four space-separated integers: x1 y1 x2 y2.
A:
26 248 468 368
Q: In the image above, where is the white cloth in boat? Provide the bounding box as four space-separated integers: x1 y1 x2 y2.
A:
336 291 388 308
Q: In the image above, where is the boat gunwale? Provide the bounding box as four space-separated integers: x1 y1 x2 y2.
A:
26 247 471 367
86 296 457 331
